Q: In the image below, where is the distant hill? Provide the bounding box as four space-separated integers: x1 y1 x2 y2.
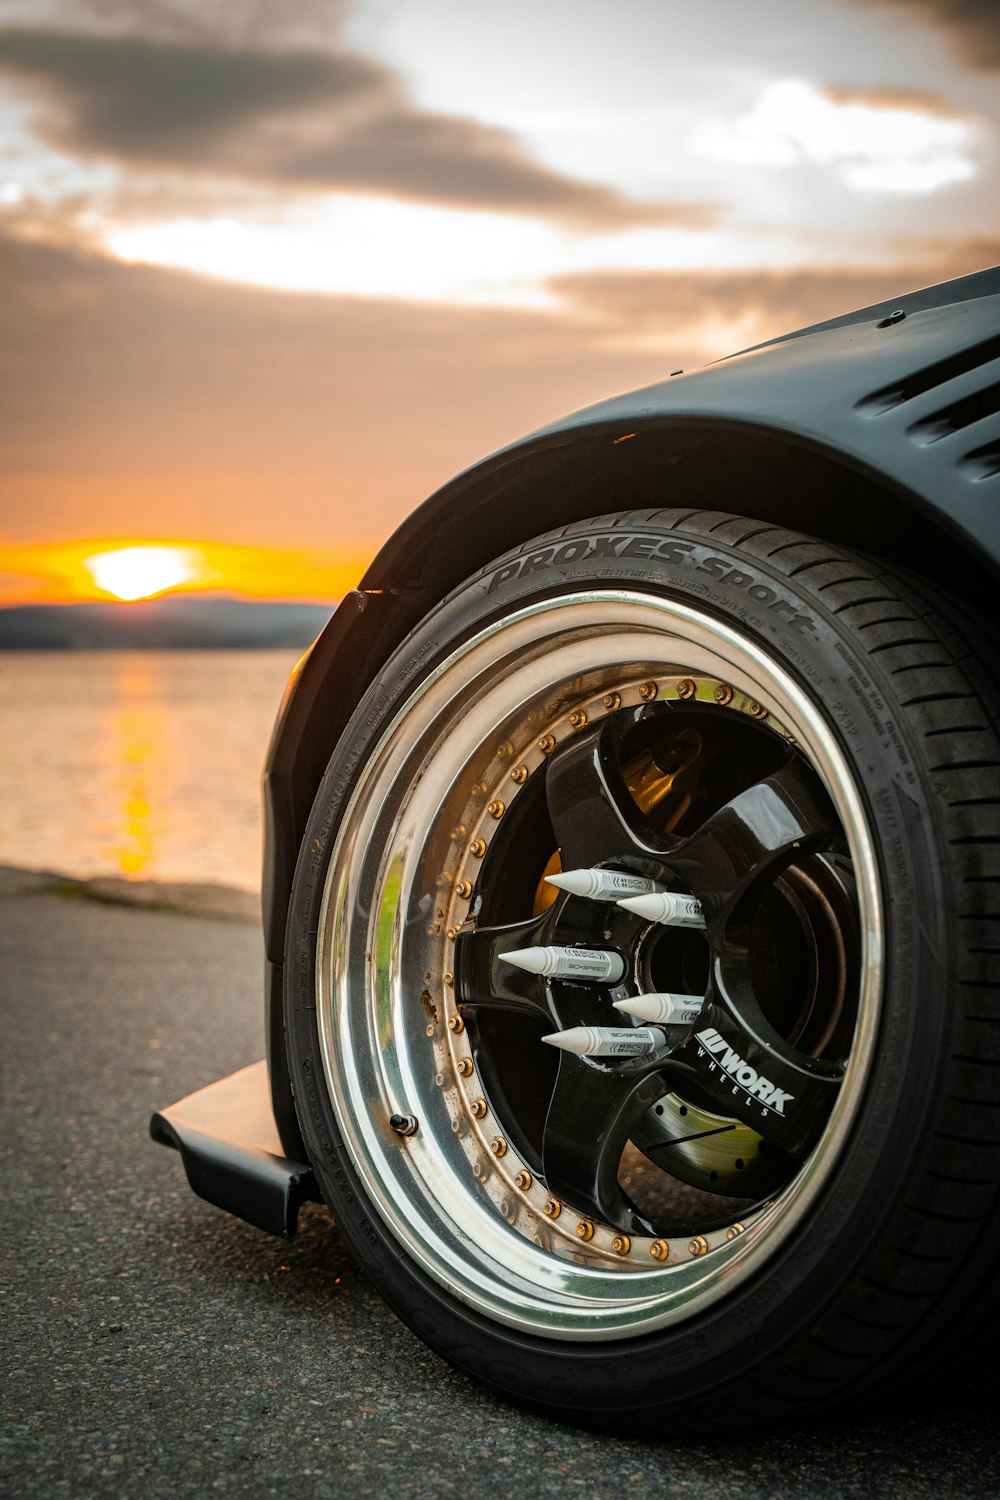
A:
0 594 336 649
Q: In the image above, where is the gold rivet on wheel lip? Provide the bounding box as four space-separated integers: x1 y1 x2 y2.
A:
469 838 487 858
688 1235 709 1257
487 800 505 819
450 825 467 841
611 1234 631 1256
639 681 658 701
471 1098 488 1118
489 1136 508 1158
542 1197 562 1219
713 683 733 705
537 734 556 755
448 1015 465 1034
575 1220 594 1242
514 1169 533 1191
446 925 460 941
603 691 621 711
569 709 588 728
457 1057 473 1077
497 741 514 759
677 678 696 700
443 971 454 987
510 764 528 784
726 1223 745 1240
455 879 473 899
748 701 768 720
425 1023 435 1037
649 1239 670 1262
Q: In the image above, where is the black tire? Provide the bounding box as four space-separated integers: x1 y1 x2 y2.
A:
285 508 1000 1434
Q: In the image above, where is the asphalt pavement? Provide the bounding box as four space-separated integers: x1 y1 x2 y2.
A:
3 877 998 1499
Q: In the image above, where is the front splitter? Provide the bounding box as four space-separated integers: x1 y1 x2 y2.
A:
151 1060 321 1238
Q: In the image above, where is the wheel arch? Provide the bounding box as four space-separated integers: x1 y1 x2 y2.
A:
359 410 998 599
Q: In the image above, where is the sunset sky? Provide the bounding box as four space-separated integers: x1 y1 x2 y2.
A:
0 0 997 604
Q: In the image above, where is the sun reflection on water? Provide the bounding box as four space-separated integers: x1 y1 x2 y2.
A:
103 655 172 880
0 649 301 891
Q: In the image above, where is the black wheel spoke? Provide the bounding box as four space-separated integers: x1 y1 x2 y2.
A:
542 1054 666 1231
677 1008 843 1160
544 715 667 871
455 915 553 1023
664 757 840 919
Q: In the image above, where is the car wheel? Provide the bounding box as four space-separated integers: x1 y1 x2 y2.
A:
285 508 1000 1433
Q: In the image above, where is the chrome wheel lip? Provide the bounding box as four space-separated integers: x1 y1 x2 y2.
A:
316 590 883 1340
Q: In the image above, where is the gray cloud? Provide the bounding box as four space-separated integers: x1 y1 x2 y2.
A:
276 107 691 221
0 0 350 49
0 25 709 227
0 30 385 162
860 1 1000 69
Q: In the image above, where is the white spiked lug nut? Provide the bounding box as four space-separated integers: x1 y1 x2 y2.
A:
501 946 626 983
541 1025 662 1058
546 868 660 902
613 992 704 1026
617 891 705 929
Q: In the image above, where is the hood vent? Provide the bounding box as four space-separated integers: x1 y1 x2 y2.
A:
959 441 1000 483
906 381 1000 446
857 334 1000 416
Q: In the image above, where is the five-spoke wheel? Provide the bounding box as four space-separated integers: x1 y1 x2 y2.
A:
306 584 881 1332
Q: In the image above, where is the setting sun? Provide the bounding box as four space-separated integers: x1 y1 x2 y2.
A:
0 537 369 606
83 546 204 602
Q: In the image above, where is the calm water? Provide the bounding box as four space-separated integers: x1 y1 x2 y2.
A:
0 650 304 892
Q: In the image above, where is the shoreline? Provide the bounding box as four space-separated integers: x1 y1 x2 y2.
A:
0 863 259 923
